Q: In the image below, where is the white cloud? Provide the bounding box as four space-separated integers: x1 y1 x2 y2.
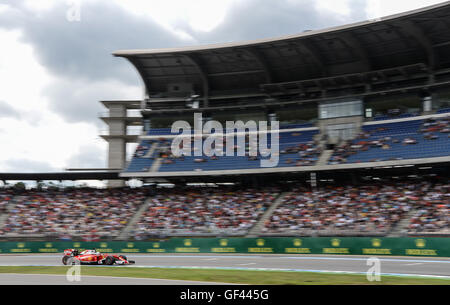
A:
0 29 53 111
113 0 236 33
0 111 104 171
23 0 56 11
0 4 9 13
366 0 447 19
314 0 352 17
0 28 106 173
44 77 142 124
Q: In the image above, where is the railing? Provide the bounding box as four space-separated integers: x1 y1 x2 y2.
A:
99 130 143 136
0 232 120 241
1 230 449 240
130 228 250 237
258 229 389 237
98 111 142 118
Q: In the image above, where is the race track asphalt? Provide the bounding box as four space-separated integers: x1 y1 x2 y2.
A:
0 253 449 284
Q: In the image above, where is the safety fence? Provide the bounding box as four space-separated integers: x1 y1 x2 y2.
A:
0 237 448 257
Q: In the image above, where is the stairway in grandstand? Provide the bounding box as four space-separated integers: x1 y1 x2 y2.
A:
246 192 291 237
125 125 322 173
116 198 152 240
145 142 159 158
317 150 334 166
126 141 160 172
0 198 16 229
387 209 417 237
144 142 162 172
150 158 162 172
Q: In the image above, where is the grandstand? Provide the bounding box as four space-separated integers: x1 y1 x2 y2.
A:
99 3 450 239
96 2 450 183
329 114 450 164
0 177 448 240
0 3 449 241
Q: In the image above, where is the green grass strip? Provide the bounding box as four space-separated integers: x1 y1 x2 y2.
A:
0 266 449 285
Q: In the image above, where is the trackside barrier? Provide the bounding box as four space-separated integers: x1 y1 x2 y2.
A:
0 237 449 257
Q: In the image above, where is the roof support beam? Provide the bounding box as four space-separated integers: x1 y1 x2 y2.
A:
295 40 327 77
340 32 372 72
141 64 198 69
245 48 274 83
127 57 152 98
182 54 210 108
208 70 265 77
138 74 200 80
395 20 437 80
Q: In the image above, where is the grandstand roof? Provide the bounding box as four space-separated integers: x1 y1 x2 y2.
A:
0 171 120 182
114 1 450 98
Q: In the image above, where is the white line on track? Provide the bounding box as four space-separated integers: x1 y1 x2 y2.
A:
1 264 449 280
282 256 450 264
124 265 450 280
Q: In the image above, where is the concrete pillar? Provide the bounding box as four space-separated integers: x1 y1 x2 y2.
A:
106 104 127 188
422 95 432 114
108 138 126 169
109 104 126 117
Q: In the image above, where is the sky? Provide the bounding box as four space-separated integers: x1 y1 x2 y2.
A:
0 0 447 181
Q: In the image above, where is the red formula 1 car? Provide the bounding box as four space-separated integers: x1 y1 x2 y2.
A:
62 249 135 266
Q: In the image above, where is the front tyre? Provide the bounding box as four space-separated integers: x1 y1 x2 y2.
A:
104 256 115 265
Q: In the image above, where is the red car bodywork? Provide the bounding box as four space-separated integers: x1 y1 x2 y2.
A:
62 249 135 265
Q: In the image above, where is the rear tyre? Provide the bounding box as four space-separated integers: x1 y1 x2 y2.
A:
62 256 70 265
66 257 76 265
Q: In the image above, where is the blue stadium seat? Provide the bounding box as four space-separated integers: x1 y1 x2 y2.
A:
125 127 320 172
329 117 450 164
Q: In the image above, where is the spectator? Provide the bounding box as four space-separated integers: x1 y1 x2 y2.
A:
263 181 448 235
132 187 280 237
1 188 146 239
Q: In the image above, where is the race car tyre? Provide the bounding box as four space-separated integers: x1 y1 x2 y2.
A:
62 255 70 265
66 257 77 265
104 256 115 265
128 260 135 264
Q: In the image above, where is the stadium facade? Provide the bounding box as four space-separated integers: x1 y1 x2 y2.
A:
98 2 450 188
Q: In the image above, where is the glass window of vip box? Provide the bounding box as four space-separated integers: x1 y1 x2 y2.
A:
319 100 363 119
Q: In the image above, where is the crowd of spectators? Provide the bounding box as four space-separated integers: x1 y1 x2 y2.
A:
141 132 321 167
372 108 418 121
282 141 321 166
0 188 147 240
155 135 278 164
408 183 449 233
329 116 450 165
420 116 450 138
263 181 449 235
0 179 447 240
328 125 419 165
132 187 280 239
133 142 152 158
0 190 13 215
